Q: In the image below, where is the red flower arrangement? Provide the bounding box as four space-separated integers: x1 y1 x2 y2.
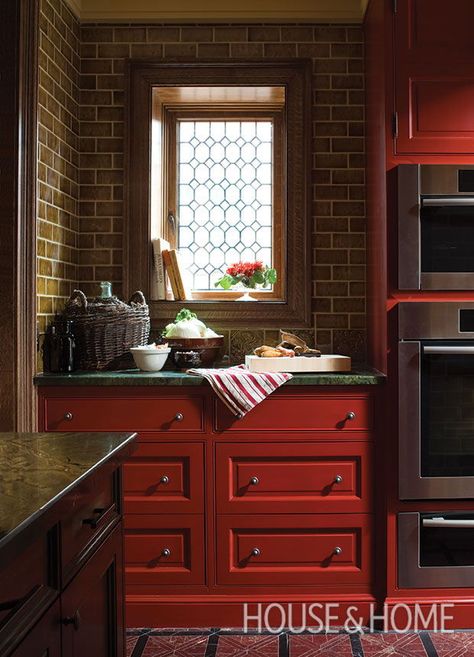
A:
215 261 277 290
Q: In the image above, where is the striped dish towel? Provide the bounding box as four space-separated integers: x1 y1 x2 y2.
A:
187 364 292 418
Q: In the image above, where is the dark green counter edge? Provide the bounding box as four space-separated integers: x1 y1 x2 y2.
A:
35 368 385 387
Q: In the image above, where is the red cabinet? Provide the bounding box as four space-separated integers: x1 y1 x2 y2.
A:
216 514 371 587
38 385 376 627
124 514 205 587
394 0 474 154
216 441 371 514
124 442 204 514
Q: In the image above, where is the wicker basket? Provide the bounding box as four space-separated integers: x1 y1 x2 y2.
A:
64 290 150 370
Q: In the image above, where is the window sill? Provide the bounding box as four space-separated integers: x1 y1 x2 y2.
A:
147 298 311 328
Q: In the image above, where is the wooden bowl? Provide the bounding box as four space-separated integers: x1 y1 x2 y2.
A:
166 336 224 368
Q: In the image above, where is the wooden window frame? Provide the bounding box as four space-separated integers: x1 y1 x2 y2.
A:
161 106 285 301
126 61 312 327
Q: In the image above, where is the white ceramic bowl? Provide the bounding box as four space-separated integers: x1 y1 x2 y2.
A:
130 346 171 372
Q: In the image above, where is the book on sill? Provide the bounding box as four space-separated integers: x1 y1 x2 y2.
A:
162 248 193 301
151 237 171 300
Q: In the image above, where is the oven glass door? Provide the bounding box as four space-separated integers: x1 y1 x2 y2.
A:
421 341 474 479
421 204 474 274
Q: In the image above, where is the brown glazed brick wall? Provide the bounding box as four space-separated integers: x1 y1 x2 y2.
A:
77 23 366 360
37 0 80 333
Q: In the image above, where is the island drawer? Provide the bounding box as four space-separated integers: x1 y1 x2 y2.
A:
216 514 371 587
124 514 205 586
216 442 371 514
60 467 119 585
43 395 204 433
123 442 204 514
215 394 373 433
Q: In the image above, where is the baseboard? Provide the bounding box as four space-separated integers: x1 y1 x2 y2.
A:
126 593 377 628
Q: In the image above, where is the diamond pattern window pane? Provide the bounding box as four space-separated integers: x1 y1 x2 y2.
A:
177 120 273 291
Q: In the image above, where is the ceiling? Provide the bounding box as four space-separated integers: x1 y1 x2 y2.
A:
64 0 370 24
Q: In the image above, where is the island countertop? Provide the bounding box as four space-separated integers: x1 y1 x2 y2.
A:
0 431 136 551
34 367 385 387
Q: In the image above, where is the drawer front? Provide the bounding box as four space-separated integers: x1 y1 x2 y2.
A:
217 514 371 586
124 514 205 585
61 468 118 585
45 396 204 433
216 442 371 514
215 395 372 432
124 442 204 514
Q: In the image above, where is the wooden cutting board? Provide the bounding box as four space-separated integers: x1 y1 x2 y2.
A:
245 354 351 373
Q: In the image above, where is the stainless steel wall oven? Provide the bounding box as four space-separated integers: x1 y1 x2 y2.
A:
398 164 474 290
399 302 474 499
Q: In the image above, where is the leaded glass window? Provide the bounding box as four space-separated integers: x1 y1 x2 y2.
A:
177 120 274 291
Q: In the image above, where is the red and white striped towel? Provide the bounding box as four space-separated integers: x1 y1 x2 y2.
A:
187 364 292 418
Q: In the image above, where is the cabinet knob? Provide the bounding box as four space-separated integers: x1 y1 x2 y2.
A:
62 610 81 631
64 412 73 421
161 548 171 558
160 475 170 485
251 547 261 557
174 412 184 422
249 476 259 486
334 475 343 484
333 546 343 556
346 411 356 421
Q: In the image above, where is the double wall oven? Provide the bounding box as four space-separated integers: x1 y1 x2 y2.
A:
398 302 474 587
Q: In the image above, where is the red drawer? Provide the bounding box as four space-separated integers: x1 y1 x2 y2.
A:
215 394 372 433
124 515 205 586
124 442 204 514
216 442 371 514
217 514 371 587
44 396 204 433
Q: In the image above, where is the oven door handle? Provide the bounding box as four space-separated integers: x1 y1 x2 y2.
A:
423 345 474 355
423 517 474 528
422 197 474 207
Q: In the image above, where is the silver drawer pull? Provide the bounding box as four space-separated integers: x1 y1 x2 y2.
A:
174 412 184 422
160 475 170 484
334 475 343 484
64 412 73 421
346 411 356 421
249 476 259 486
161 548 171 558
333 546 343 555
251 547 261 557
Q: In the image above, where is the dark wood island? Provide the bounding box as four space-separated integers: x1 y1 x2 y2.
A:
0 431 136 657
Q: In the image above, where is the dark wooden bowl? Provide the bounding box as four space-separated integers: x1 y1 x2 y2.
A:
166 336 224 368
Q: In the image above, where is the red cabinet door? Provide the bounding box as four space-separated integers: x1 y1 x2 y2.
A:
124 514 205 587
216 514 371 587
123 442 204 514
394 0 474 154
61 523 124 657
216 442 371 514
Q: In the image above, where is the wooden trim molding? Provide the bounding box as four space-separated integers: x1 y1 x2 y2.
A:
125 60 312 327
67 0 368 23
0 0 38 430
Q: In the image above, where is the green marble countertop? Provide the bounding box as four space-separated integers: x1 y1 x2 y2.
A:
34 368 385 386
0 432 136 551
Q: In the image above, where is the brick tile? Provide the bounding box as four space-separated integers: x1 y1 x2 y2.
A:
147 26 180 42
289 633 353 656
216 634 279 657
180 26 213 42
248 26 281 41
214 27 248 42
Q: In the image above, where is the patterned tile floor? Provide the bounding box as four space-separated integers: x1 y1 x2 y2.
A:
126 629 474 657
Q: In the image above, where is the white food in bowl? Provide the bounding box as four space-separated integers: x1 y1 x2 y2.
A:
130 346 171 371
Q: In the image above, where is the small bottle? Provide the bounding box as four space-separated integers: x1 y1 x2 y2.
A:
60 320 76 373
100 281 113 299
43 324 62 373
